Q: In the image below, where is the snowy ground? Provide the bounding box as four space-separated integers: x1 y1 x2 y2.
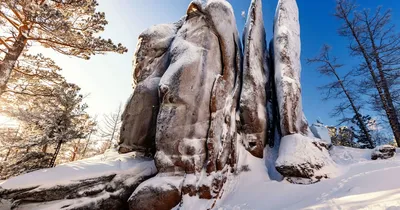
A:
0 150 156 210
0 149 155 190
2 147 400 210
217 146 400 210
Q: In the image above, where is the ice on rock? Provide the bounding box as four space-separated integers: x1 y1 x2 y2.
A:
310 122 332 144
239 0 269 158
273 0 308 136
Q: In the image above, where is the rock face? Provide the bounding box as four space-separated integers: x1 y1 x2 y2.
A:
371 145 396 160
128 2 242 207
239 0 269 158
116 0 337 208
119 22 182 155
155 2 224 174
273 0 308 136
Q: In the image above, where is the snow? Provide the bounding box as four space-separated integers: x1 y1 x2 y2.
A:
276 134 339 178
130 174 184 201
215 146 400 210
0 150 156 190
310 123 332 144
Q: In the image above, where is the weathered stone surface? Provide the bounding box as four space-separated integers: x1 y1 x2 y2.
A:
273 0 308 136
154 2 222 174
129 184 181 210
371 145 396 160
119 22 182 155
128 1 242 207
239 0 268 158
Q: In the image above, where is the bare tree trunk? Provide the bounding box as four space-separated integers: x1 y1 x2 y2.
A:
70 145 78 162
365 21 400 146
108 106 122 149
0 34 27 95
49 140 62 167
337 3 400 146
4 148 11 161
333 71 374 148
81 131 92 159
42 144 48 153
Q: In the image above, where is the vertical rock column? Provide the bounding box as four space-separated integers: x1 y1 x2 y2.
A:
273 0 308 137
239 0 269 158
200 0 242 200
128 1 242 209
119 23 181 155
273 0 337 184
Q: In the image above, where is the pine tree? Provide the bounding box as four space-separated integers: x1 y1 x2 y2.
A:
2 81 95 167
0 0 127 95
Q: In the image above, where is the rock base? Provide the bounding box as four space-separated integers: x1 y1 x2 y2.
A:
371 145 396 160
276 134 337 184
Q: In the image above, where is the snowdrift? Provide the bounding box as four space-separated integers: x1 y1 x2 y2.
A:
0 150 156 210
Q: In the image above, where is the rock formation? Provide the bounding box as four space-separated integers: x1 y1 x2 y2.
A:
239 0 269 158
119 0 336 206
119 22 182 155
273 0 308 137
272 0 336 184
371 145 396 160
0 0 338 209
129 2 242 208
275 134 336 184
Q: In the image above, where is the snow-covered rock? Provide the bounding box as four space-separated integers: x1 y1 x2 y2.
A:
119 21 182 154
155 1 222 174
0 151 156 210
129 176 183 210
310 122 332 144
239 0 269 158
273 0 308 136
371 145 396 160
127 1 242 207
276 134 338 184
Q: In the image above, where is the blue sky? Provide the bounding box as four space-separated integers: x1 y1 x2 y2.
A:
38 0 400 127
